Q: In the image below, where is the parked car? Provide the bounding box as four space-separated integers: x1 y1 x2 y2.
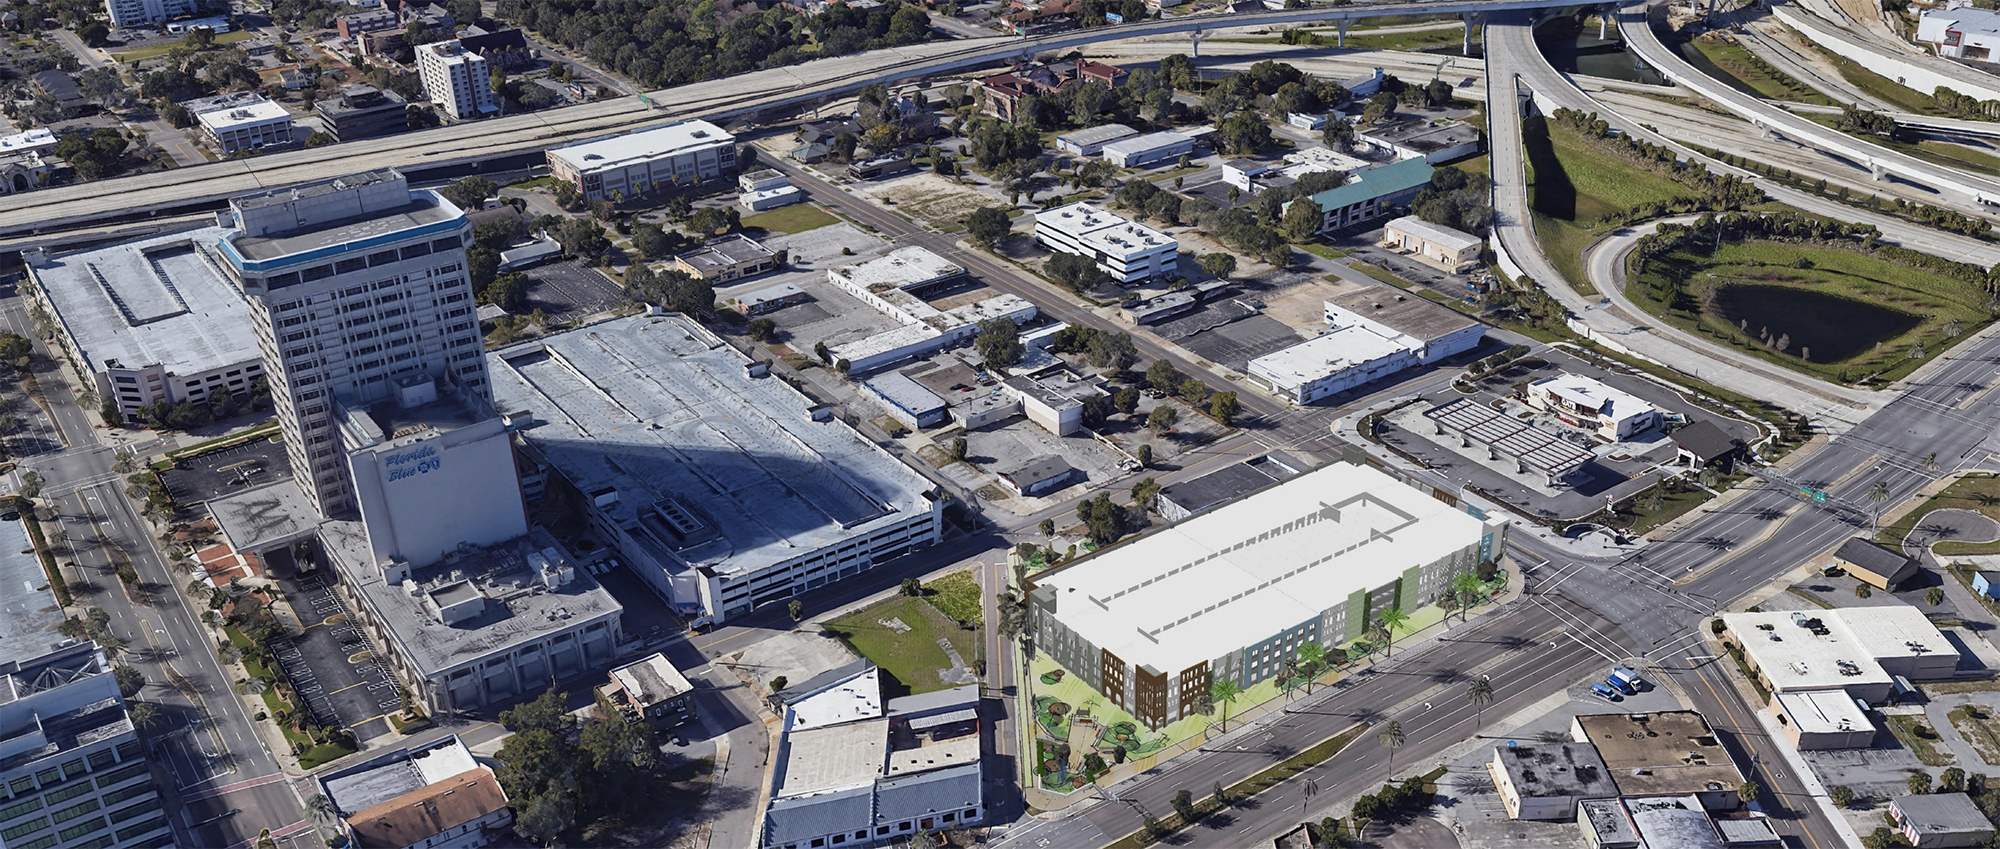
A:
1606 675 1635 696
1590 682 1622 702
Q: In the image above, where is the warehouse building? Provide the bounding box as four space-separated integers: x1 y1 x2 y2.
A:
1033 201 1178 284
187 92 294 155
999 455 1078 497
824 247 1037 374
1056 123 1139 155
1526 373 1662 442
1102 131 1195 169
24 227 265 425
1300 157 1434 233
1361 119 1485 164
1773 690 1875 750
674 234 779 282
864 371 950 429
547 120 739 202
1381 215 1482 272
1890 793 1995 848
1720 607 1958 704
489 314 944 626
1028 459 1505 729
1247 285 1484 404
1489 742 1616 821
1156 454 1304 522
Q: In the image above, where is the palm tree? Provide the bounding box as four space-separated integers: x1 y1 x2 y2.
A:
127 700 160 731
1209 679 1243 734
1377 608 1411 657
304 793 339 835
1466 676 1494 727
1377 720 1406 774
1296 641 1328 694
112 452 136 475
1923 451 1941 472
1364 622 1391 659
1868 480 1892 527
1452 572 1483 622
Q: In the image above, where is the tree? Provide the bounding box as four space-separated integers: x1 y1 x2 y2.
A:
1039 519 1055 537
1376 608 1410 656
974 319 1025 368
1209 392 1239 426
1179 378 1210 407
1377 720 1406 773
747 319 778 342
1736 780 1759 804
1170 788 1197 822
1829 785 1855 808
1297 641 1328 694
951 437 968 461
966 207 1011 249
770 675 789 692
788 599 804 621
1926 586 1946 606
127 700 160 730
1323 117 1357 150
631 223 673 259
1147 360 1182 393
1909 771 1933 795
1135 444 1153 468
1147 406 1180 435
1199 252 1237 280
1130 477 1161 514
1466 676 1494 726
1856 583 1873 599
514 789 576 846
441 176 498 211
901 578 924 597
114 665 145 699
1085 332 1138 371
1045 252 1108 294
1941 767 1966 792
1452 571 1484 622
1209 678 1243 733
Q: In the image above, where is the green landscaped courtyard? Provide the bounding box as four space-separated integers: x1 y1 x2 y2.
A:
1626 238 1989 385
823 595 981 698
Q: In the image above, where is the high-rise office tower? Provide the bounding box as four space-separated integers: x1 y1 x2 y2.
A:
218 169 490 518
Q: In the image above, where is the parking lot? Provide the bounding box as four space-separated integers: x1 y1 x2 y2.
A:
269 570 404 742
160 436 289 506
523 260 627 321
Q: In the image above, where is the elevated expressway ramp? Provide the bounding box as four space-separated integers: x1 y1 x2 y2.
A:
0 0 1611 239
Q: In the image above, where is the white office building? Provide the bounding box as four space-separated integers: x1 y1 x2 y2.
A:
1525 373 1661 442
416 41 498 121
220 169 490 518
489 314 945 626
1248 286 1484 404
1029 459 1506 729
187 91 295 155
1919 7 2000 60
546 120 739 202
105 0 194 27
24 227 265 424
1033 201 1177 284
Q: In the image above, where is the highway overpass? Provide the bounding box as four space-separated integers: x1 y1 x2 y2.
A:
0 0 1603 238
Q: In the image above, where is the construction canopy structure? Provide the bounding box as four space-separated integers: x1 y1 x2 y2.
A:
1423 398 1594 484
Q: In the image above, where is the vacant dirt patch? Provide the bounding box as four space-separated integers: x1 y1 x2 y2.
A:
868 172 998 231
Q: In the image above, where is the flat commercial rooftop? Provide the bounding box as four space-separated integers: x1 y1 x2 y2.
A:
1573 711 1745 798
1031 461 1486 674
0 520 65 662
1424 398 1594 477
1722 607 1955 693
189 92 291 130
1493 743 1615 800
487 315 937 582
322 737 480 816
224 191 460 265
832 246 964 294
1058 123 1138 146
1249 325 1409 392
30 226 260 378
320 520 623 676
208 479 325 552
778 718 890 797
1383 215 1482 254
547 120 734 174
1327 284 1480 342
1775 690 1872 737
1534 373 1657 420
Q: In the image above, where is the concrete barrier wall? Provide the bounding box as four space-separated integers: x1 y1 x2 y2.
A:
1774 5 2000 102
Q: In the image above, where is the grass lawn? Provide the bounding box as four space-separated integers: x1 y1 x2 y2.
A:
741 204 839 235
1525 117 1693 289
1350 262 1419 289
1337 27 1466 51
922 570 982 627
1948 704 2000 766
112 30 251 62
1679 36 1837 106
824 595 980 697
509 176 560 190
1811 42 1948 115
1887 714 1956 766
1626 239 1988 385
1298 242 1352 260
1877 473 2000 555
1611 480 1721 535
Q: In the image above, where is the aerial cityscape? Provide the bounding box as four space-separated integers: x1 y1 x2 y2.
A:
5 0 2000 847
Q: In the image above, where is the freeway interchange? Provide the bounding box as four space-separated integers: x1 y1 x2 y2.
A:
14 1 2000 848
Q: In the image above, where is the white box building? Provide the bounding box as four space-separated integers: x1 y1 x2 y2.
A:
1525 373 1661 442
187 92 294 155
1033 201 1177 284
24 227 265 425
823 247 1037 374
1248 286 1484 404
106 0 194 26
1029 459 1506 730
1721 607 1959 704
547 120 739 202
417 40 498 121
489 314 945 626
1101 131 1195 168
1382 215 1482 272
1055 123 1139 156
1919 7 2000 60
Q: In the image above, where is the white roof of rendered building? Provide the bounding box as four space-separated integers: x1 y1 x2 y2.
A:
1248 325 1408 392
547 119 735 174
1532 373 1658 421
29 226 261 378
1384 215 1482 254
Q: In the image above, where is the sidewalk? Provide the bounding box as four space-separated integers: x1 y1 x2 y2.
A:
1017 560 1528 814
